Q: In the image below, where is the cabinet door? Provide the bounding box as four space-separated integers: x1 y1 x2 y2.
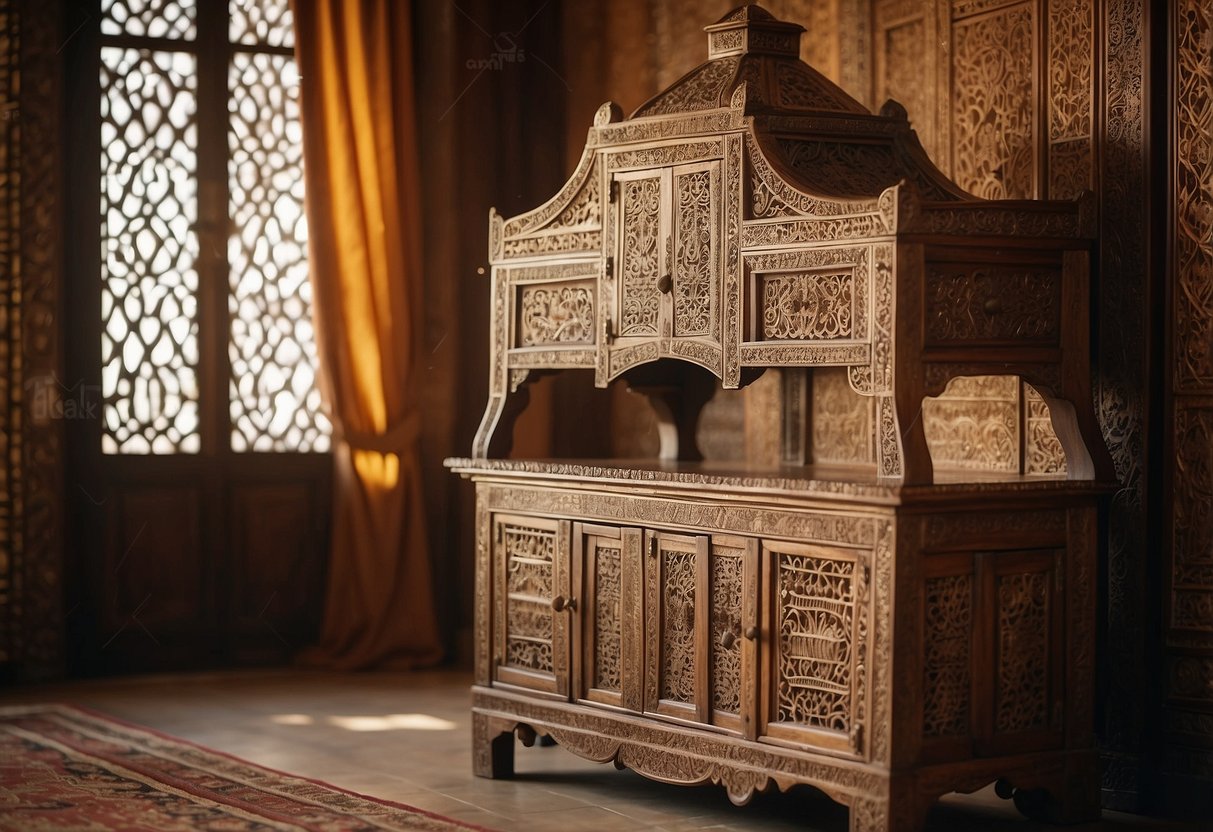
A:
761 540 870 757
615 170 665 341
492 514 570 697
644 530 710 722
708 535 759 737
669 162 718 339
573 523 643 711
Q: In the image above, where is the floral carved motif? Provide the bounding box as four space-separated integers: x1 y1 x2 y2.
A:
760 271 853 341
925 266 1060 343
594 542 623 692
660 548 698 704
710 548 744 714
996 570 1050 733
620 177 661 337
952 6 1035 200
812 368 874 465
775 553 855 736
1025 386 1066 475
519 283 594 346
634 57 740 117
923 574 972 738
673 169 714 336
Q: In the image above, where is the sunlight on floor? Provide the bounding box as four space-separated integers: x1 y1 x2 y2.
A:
269 712 458 732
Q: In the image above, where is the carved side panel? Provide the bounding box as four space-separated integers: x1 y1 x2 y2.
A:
994 569 1051 734
760 271 854 341
951 2 1036 199
618 175 662 337
923 573 973 739
517 280 595 347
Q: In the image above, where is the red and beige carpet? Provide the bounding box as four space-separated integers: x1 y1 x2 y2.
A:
0 704 493 831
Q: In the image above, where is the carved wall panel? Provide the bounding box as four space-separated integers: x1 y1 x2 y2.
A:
811 367 874 465
922 375 1019 473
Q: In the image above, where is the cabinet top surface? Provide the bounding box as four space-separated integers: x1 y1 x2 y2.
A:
445 457 1113 506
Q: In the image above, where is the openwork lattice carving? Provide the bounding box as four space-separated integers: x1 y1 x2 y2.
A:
710 549 743 714
229 0 294 47
923 574 972 738
100 47 200 454
101 0 194 39
619 177 661 337
952 6 1034 200
229 52 330 452
996 570 1050 733
593 542 623 692
660 548 697 704
672 169 714 337
760 271 853 341
519 283 594 346
775 553 854 734
503 523 555 673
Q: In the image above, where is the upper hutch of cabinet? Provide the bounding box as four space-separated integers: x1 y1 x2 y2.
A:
474 5 1113 487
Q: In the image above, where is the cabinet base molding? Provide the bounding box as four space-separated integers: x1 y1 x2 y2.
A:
473 687 1100 831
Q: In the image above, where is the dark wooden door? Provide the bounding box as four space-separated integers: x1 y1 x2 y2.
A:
64 1 331 674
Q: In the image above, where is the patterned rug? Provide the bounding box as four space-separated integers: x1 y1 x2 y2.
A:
0 704 494 831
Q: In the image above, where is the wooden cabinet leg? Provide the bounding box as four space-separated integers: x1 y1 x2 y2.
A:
472 712 515 779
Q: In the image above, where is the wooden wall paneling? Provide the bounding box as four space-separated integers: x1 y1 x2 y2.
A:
228 478 328 664
1162 0 1213 812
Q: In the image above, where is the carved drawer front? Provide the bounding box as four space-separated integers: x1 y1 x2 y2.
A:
919 548 1065 761
708 535 759 737
609 160 722 379
923 257 1062 349
492 514 571 697
761 540 870 757
573 523 643 711
644 530 710 722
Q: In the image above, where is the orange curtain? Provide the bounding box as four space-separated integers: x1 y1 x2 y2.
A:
291 0 442 670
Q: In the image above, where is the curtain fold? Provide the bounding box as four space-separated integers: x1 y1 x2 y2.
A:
291 0 442 670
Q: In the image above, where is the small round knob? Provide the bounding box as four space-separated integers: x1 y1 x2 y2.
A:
983 297 1003 314
551 595 576 612
743 626 759 641
720 630 737 650
656 273 673 294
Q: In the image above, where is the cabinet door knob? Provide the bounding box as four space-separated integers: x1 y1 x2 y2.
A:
983 297 1003 314
743 626 759 641
656 273 673 294
720 630 737 649
551 595 577 612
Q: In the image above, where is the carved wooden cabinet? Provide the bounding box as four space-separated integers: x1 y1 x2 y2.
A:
448 7 1115 831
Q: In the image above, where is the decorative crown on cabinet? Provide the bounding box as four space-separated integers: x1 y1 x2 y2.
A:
473 4 1110 486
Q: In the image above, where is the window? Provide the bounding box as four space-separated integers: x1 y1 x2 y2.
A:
99 0 330 454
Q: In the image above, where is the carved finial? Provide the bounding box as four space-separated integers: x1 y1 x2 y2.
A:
704 5 803 60
594 101 623 126
878 99 909 121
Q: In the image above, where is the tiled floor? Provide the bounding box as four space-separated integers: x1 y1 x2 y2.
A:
0 670 1199 831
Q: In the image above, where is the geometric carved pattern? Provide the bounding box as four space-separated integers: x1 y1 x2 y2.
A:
100 47 200 454
619 177 661 337
672 169 713 337
710 547 743 715
228 52 330 452
503 523 556 674
923 574 972 738
519 282 594 346
952 5 1035 200
593 541 623 692
775 552 854 734
101 0 195 39
660 548 697 704
228 0 294 47
760 271 853 341
995 569 1050 733
925 266 1060 344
